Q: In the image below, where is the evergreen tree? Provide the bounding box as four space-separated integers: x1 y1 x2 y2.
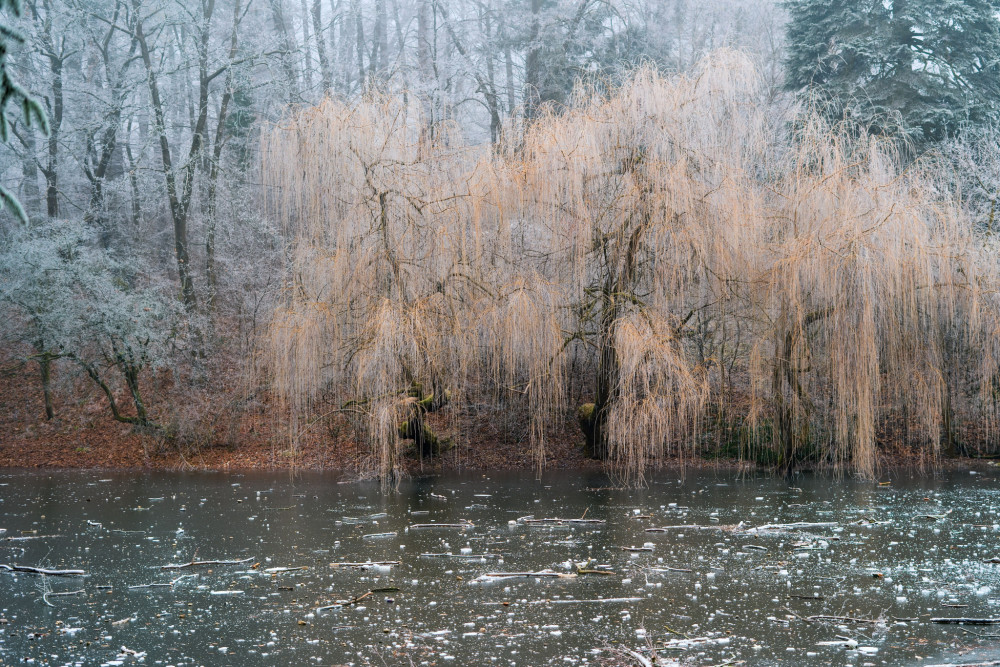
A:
784 0 1000 145
0 0 47 222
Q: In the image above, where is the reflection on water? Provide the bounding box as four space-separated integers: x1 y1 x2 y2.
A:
2 467 1000 665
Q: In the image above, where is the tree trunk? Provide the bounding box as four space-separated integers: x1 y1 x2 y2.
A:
269 0 300 101
354 0 366 89
503 41 515 116
206 0 244 307
416 0 434 130
124 123 141 227
374 0 388 77
299 0 314 92
482 10 500 144
37 348 54 420
588 281 619 460
772 320 795 477
311 0 332 92
34 0 63 218
18 130 40 216
522 0 542 121
133 0 197 308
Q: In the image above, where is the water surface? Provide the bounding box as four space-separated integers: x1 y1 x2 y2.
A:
2 467 1000 665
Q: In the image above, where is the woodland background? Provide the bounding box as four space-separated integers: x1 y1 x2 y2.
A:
3 0 1000 483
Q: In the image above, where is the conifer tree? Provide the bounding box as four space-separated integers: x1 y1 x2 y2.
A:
784 0 1000 145
0 0 47 222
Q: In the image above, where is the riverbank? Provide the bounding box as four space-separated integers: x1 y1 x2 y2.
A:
0 356 601 472
1 351 992 476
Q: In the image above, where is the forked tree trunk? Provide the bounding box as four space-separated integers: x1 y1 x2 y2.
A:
585 183 649 461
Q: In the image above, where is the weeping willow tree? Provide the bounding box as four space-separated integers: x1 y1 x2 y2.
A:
262 96 564 484
263 51 1000 485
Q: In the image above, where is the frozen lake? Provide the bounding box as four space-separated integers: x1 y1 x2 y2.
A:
2 468 1000 665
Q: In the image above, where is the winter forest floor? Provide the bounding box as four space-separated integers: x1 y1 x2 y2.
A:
0 350 990 477
0 350 606 474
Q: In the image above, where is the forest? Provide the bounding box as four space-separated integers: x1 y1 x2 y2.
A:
3 0 1000 485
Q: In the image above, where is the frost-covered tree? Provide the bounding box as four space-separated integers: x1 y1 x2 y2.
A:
784 0 1000 145
0 222 84 417
0 221 176 425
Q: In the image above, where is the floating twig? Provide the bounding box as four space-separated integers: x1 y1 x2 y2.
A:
317 589 374 611
420 553 499 559
649 566 693 573
806 614 881 624
264 566 308 573
620 647 653 667
482 570 575 579
815 636 859 648
4 534 63 541
745 522 838 533
521 517 605 526
0 564 85 576
129 574 198 590
160 558 253 570
42 589 84 606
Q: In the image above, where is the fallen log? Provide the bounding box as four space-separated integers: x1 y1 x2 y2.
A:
161 558 253 570
930 618 1000 625
409 522 473 529
329 561 400 568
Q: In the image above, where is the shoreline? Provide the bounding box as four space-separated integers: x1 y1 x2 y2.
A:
1 435 991 477
2 355 994 479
